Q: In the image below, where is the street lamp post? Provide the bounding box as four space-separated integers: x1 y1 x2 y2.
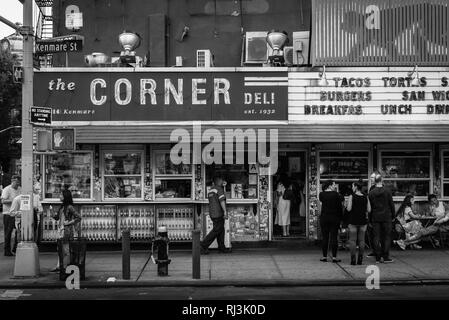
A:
13 0 40 277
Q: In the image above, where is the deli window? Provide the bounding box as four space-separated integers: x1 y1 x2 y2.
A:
319 151 370 196
205 150 258 200
441 150 449 199
153 150 193 200
44 152 93 200
379 150 432 198
102 151 144 200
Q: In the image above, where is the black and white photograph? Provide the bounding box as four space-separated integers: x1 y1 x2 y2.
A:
0 0 449 315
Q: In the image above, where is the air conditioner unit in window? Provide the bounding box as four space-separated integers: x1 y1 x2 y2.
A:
197 49 214 67
283 46 294 66
245 31 272 64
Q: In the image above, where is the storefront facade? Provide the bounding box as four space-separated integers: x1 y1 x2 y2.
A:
32 66 449 244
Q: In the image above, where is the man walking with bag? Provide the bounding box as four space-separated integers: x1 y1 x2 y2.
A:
368 173 395 263
201 176 231 254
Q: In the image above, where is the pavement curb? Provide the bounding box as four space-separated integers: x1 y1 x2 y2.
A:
1 278 449 289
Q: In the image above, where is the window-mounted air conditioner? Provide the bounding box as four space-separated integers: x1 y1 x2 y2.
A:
283 46 294 66
196 49 214 67
245 31 272 64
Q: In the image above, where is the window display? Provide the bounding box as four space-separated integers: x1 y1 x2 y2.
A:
319 151 370 197
206 163 258 199
442 151 449 198
380 151 431 197
154 179 192 199
228 204 259 241
154 151 191 175
44 152 92 199
103 151 143 199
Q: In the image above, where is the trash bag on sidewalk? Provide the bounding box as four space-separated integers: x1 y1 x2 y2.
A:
58 237 86 281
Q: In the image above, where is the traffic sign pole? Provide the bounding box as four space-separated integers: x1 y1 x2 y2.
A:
14 0 40 278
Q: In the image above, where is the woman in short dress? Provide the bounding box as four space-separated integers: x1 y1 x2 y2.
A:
275 180 291 237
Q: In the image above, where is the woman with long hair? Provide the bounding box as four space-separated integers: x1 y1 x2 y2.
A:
394 194 423 250
346 180 371 265
275 179 291 237
51 188 81 272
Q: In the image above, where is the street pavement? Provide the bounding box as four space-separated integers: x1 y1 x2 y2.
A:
1 246 449 287
1 284 449 300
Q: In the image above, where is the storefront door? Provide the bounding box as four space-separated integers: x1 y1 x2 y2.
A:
272 150 308 239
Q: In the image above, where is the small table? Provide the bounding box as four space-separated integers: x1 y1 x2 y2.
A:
415 216 436 228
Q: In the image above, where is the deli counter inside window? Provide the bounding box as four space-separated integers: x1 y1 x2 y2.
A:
44 152 93 200
379 150 432 198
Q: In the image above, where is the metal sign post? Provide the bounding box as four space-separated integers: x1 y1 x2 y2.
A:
13 0 40 278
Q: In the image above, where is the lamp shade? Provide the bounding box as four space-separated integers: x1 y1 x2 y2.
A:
118 32 141 52
266 31 288 51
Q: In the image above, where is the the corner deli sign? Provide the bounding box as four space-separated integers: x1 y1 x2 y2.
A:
35 35 83 54
289 72 449 121
33 71 288 122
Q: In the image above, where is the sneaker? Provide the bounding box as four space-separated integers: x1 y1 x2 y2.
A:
375 259 381 264
320 257 328 262
397 240 406 251
4 252 13 257
218 248 232 254
383 258 394 263
367 252 376 258
332 258 341 263
414 244 422 249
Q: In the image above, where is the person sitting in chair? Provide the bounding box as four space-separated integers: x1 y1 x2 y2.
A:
393 195 424 250
396 194 449 250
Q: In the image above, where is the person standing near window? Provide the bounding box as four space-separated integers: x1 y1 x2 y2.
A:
346 180 371 265
201 176 231 254
368 174 395 263
1 175 22 256
319 180 344 263
275 180 292 237
51 189 81 272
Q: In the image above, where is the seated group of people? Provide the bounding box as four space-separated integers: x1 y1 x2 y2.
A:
393 194 449 250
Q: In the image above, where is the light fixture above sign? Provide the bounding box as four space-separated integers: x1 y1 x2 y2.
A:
318 65 329 87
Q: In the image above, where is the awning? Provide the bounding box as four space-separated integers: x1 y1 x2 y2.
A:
74 123 449 144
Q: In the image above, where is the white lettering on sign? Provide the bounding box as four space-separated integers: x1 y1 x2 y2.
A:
88 78 232 106
91 78 107 105
114 78 132 105
48 78 75 91
140 79 157 105
192 78 207 105
164 79 183 105
214 78 231 104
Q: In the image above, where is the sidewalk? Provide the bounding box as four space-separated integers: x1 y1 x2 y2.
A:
1 247 449 288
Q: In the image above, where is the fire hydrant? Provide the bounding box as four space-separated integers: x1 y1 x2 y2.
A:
152 226 171 276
